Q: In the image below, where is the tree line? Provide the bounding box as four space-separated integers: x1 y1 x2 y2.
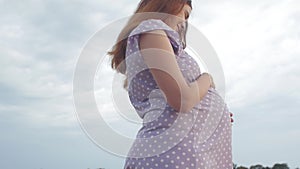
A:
233 163 299 169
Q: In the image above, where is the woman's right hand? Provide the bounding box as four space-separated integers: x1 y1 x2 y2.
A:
202 73 215 89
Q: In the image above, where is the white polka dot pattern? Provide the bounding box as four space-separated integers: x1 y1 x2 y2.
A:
123 19 233 169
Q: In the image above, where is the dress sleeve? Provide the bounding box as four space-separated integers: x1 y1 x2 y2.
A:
128 19 182 55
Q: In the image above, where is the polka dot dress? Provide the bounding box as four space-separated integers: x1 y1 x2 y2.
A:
123 19 233 169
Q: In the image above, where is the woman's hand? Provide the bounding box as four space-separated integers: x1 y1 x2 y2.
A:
202 73 215 89
209 74 215 89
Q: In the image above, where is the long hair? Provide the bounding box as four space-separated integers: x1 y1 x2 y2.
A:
107 0 192 90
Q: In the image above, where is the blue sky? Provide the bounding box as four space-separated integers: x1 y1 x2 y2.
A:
1 0 299 169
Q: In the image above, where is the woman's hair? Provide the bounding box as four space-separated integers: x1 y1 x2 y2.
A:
107 0 192 90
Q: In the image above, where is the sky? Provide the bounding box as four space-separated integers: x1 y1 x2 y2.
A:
0 0 299 169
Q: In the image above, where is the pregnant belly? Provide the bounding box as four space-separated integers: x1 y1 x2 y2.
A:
195 87 226 111
130 87 230 158
191 87 229 147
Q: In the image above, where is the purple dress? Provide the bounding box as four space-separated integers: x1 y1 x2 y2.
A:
123 19 233 169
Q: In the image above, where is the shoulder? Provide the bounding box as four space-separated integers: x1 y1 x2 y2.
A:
129 19 178 40
128 19 182 54
139 29 170 49
140 29 167 38
137 19 169 31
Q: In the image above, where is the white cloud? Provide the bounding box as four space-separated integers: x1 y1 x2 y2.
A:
191 0 300 107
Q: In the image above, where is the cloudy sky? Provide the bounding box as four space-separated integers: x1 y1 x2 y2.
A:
1 0 299 169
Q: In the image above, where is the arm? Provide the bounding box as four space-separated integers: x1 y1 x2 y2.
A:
139 29 211 113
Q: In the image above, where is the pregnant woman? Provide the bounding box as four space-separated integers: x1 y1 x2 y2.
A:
108 0 234 168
